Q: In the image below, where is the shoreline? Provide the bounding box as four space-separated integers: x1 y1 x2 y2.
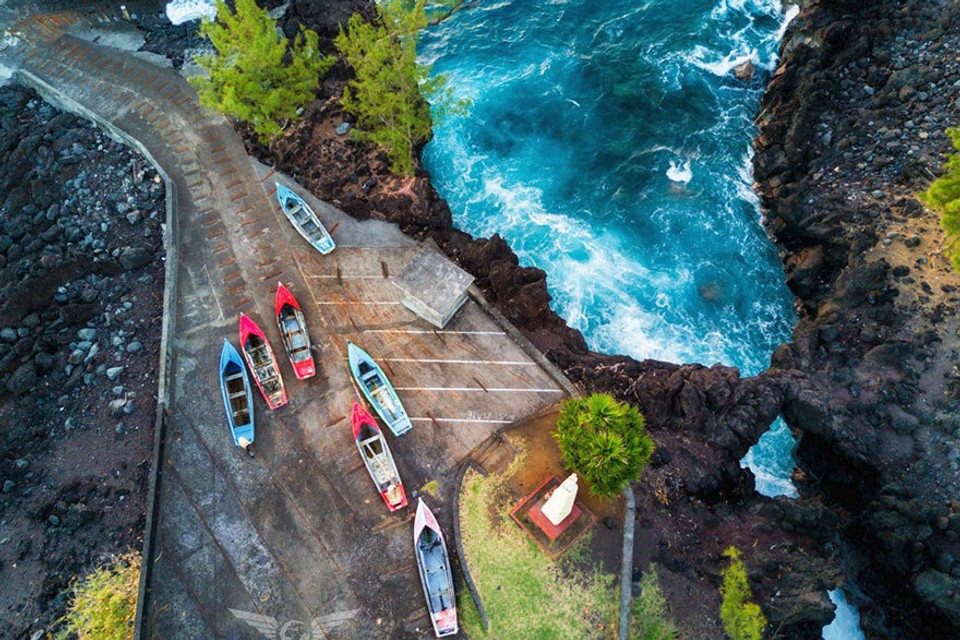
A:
0 0 956 636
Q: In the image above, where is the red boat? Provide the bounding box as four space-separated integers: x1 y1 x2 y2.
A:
352 402 407 511
239 314 287 410
274 283 316 379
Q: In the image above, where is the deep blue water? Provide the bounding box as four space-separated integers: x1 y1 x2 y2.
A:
420 2 867 633
421 0 801 496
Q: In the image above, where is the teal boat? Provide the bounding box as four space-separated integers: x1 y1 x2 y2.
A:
219 339 255 457
347 341 412 437
275 183 335 255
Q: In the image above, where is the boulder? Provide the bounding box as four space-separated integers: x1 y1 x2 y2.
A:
7 362 37 395
733 59 756 81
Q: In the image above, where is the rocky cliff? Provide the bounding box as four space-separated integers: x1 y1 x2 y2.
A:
755 0 960 636
233 2 852 637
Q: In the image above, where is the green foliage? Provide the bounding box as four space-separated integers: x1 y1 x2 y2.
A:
630 565 678 640
719 547 767 640
335 0 469 175
922 127 960 270
190 0 333 143
55 551 141 640
554 393 654 499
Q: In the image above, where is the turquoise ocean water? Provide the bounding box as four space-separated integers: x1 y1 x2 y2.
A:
420 2 863 633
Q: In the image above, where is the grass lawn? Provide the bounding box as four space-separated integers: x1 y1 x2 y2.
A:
459 456 619 639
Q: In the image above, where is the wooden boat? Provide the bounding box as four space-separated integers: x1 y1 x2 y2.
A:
346 341 412 437
275 183 335 255
275 282 316 380
352 402 407 511
239 314 287 410
219 339 255 457
414 499 458 638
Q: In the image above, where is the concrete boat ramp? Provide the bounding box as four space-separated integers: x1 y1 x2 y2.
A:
1 6 573 638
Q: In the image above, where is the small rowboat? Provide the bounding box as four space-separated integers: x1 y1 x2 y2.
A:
219 339 255 457
352 402 407 511
276 183 335 255
346 341 412 437
275 282 315 380
414 499 458 638
239 314 287 410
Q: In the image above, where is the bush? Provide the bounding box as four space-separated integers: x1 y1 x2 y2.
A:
56 551 141 640
335 0 468 175
190 0 334 143
631 565 678 640
554 393 654 499
922 127 960 270
719 547 767 640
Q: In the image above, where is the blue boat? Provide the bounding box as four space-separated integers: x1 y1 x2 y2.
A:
275 183 335 255
220 339 255 457
347 341 412 437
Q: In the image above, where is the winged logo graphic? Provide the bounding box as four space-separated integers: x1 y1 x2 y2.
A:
229 607 361 639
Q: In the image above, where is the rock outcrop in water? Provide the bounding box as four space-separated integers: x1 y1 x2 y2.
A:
755 0 960 636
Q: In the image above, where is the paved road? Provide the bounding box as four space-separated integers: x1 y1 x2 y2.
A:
1 6 573 638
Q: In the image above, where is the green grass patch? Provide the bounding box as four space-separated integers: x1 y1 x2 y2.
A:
630 565 678 640
420 479 440 497
55 551 141 640
459 461 618 639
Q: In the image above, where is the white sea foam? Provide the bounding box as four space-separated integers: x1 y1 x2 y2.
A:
690 44 758 77
667 160 693 183
823 590 866 640
165 0 216 25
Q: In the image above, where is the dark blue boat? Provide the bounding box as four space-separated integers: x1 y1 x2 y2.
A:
220 339 255 456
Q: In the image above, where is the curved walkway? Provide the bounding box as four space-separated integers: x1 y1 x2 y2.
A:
1 5 573 638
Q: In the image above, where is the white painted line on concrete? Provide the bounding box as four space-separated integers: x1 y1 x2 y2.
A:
313 301 402 305
395 386 563 394
364 329 507 336
382 358 536 366
307 274 384 279
410 417 513 424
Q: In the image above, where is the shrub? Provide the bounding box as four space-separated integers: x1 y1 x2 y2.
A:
56 551 141 640
630 565 678 640
719 547 767 640
335 0 469 175
190 0 334 143
554 393 654 499
922 127 960 270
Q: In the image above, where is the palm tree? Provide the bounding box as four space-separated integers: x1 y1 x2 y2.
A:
554 393 654 498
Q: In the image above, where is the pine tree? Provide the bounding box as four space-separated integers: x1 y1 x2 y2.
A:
553 393 654 499
335 0 469 175
922 127 960 270
719 547 767 640
190 0 333 143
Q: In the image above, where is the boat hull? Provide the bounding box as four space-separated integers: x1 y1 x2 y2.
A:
239 314 288 410
346 341 412 436
275 283 316 379
220 339 254 448
276 183 336 255
413 499 458 638
352 402 407 511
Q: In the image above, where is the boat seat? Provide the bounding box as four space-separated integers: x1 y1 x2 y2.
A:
229 390 247 400
224 372 245 382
